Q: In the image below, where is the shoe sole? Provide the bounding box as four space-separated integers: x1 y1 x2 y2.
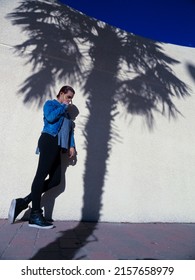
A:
8 199 16 224
28 223 54 229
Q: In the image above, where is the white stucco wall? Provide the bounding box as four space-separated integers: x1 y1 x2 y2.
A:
1 0 195 222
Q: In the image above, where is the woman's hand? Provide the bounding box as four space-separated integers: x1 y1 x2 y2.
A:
62 95 73 105
69 147 75 158
62 100 70 105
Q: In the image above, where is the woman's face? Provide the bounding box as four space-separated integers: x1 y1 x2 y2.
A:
61 90 74 104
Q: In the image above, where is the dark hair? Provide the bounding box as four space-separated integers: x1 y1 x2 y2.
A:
57 85 75 98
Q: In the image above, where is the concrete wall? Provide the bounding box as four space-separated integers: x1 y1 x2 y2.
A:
1 0 195 222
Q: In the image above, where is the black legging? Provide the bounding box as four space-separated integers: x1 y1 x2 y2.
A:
31 133 61 211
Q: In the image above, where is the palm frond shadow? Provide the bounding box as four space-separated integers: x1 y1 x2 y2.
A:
7 0 191 259
187 63 195 83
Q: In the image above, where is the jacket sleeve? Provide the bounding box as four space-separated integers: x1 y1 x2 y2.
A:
69 121 76 148
43 100 68 123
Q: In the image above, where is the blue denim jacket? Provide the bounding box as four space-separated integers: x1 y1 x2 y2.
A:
42 99 75 147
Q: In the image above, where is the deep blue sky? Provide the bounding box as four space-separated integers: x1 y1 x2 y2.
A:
59 0 195 48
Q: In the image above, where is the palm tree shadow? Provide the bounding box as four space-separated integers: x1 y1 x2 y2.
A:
187 63 195 83
30 221 98 260
7 0 191 259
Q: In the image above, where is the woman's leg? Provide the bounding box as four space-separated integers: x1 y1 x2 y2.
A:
29 133 62 229
8 133 61 225
31 133 61 212
23 150 61 203
42 152 61 193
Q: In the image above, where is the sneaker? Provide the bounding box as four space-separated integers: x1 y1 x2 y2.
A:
29 210 54 229
8 198 29 224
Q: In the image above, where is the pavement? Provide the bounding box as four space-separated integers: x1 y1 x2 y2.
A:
0 219 195 260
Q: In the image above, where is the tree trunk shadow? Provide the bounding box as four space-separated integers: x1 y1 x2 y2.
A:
30 221 98 260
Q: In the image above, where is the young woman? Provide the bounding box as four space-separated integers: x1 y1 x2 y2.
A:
8 85 76 229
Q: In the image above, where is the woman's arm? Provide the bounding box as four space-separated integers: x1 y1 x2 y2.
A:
43 100 68 123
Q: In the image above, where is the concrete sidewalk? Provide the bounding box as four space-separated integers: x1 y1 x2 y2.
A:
0 219 195 260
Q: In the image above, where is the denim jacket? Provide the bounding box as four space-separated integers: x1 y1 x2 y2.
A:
42 99 75 148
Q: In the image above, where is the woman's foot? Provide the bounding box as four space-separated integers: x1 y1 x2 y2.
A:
8 198 29 223
29 210 54 229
